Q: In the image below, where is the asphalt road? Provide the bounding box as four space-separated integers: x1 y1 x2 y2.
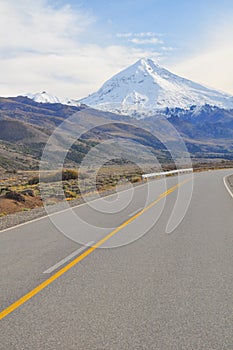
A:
0 170 233 350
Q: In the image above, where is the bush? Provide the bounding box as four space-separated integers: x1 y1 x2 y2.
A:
5 191 25 202
64 190 76 198
28 176 39 185
21 189 35 197
131 176 141 183
28 169 79 185
62 169 79 181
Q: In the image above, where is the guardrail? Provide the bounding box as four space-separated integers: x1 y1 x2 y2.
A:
142 168 193 180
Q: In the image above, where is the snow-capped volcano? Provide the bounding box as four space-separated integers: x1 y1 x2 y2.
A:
24 91 80 107
79 58 233 117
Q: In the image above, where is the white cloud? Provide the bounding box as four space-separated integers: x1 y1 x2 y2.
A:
0 0 93 55
116 32 161 38
116 32 163 45
161 46 174 52
130 38 163 45
0 47 161 99
116 33 133 38
0 1 165 99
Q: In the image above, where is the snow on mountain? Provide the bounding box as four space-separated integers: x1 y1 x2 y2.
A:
24 91 81 107
79 58 233 118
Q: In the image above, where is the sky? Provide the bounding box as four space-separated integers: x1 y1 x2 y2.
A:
1 0 233 99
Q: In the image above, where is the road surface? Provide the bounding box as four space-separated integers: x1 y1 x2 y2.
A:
0 170 233 349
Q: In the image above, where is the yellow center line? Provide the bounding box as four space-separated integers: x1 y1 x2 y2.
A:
0 178 191 321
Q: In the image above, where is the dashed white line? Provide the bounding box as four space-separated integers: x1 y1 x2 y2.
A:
128 208 143 217
43 241 95 274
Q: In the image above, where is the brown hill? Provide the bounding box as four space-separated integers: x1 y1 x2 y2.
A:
0 96 233 172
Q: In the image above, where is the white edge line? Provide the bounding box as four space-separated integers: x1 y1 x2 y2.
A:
223 175 233 199
43 241 95 274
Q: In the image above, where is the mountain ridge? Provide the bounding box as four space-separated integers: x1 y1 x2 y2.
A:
79 58 233 117
23 91 81 108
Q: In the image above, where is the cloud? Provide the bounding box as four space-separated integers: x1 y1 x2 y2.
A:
130 38 163 45
0 0 93 56
117 32 164 48
3 47 160 97
116 33 133 38
0 1 165 99
116 32 161 38
161 46 174 52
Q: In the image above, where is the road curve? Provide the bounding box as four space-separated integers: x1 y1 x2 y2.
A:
0 169 233 350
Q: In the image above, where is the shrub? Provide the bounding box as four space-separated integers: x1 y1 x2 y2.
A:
5 191 25 202
64 190 76 198
28 176 39 185
21 189 35 197
131 176 141 183
28 169 79 185
62 169 79 181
